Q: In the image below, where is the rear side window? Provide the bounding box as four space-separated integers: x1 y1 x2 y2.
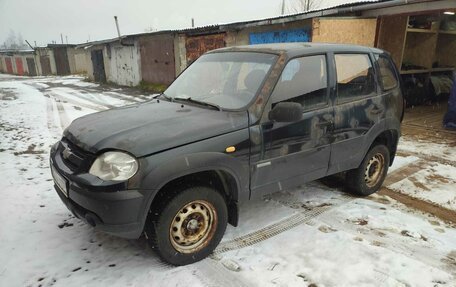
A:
335 54 376 103
375 54 398 91
271 55 328 111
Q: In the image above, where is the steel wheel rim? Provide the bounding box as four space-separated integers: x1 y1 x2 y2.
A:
364 153 385 188
169 200 217 254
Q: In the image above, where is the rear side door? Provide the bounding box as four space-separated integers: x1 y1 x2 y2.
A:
328 53 385 175
250 54 333 197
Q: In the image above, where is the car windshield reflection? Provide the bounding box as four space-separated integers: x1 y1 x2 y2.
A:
164 52 277 110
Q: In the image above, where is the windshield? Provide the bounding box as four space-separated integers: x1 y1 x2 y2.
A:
164 52 277 110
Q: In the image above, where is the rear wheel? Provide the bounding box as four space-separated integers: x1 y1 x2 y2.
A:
346 144 390 196
145 186 227 266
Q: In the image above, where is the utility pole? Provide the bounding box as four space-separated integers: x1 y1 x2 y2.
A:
191 18 195 28
66 36 68 44
281 0 285 15
114 16 122 40
60 33 64 44
113 16 132 46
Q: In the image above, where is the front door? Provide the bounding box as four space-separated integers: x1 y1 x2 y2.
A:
328 53 385 174
250 54 333 198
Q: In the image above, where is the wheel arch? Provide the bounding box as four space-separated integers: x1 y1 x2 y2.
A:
369 129 399 166
149 169 240 227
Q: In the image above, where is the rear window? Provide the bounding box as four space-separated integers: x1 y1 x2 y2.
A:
375 54 398 91
335 54 376 103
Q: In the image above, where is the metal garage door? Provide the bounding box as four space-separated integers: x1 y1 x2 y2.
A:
53 47 71 75
139 34 175 85
91 49 106 83
40 56 52 75
15 58 24 75
26 58 37 76
5 57 13 74
185 33 226 64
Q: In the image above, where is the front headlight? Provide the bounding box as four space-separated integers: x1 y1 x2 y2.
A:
89 151 138 181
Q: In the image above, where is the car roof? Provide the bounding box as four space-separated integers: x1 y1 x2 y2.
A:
209 42 384 58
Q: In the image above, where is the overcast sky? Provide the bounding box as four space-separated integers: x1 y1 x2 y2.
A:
0 0 355 47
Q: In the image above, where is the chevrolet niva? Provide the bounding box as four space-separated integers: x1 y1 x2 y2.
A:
50 43 404 265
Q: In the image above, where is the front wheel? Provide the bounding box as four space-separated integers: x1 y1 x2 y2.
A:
145 186 228 266
346 144 390 196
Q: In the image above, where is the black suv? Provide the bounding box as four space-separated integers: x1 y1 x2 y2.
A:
50 43 403 265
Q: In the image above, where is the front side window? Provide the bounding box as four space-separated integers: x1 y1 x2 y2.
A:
164 52 277 110
335 54 376 103
375 54 399 91
271 55 328 111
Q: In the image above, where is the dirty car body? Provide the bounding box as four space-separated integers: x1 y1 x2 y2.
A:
50 43 403 265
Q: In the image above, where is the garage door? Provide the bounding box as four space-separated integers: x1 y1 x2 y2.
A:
26 58 37 76
40 56 52 75
5 57 13 74
54 47 71 75
185 33 226 64
139 34 176 85
15 58 24 75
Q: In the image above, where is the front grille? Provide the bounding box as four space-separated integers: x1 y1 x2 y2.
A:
60 139 93 172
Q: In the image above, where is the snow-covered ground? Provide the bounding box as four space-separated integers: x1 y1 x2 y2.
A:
1 75 456 287
398 137 456 163
388 161 456 211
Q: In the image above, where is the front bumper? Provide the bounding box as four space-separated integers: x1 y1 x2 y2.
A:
50 141 148 239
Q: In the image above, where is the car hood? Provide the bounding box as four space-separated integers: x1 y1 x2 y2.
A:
64 100 249 157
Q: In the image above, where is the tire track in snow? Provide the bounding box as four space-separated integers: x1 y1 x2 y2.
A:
383 159 428 186
379 158 456 224
67 90 117 109
214 192 354 254
55 100 71 131
98 90 145 103
45 96 63 137
46 91 106 111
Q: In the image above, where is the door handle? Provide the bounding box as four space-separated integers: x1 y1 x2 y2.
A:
317 120 334 130
370 108 384 115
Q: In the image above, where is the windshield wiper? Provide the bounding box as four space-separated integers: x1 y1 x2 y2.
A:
174 97 222 111
152 93 172 101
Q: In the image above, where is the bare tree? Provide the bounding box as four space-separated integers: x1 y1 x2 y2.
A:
17 33 26 48
3 29 27 49
284 0 323 14
144 26 158 33
4 30 17 49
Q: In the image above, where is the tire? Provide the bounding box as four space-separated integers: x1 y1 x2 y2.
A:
346 144 390 196
144 186 228 266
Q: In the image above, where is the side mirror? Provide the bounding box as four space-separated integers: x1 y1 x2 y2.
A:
268 102 303 122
